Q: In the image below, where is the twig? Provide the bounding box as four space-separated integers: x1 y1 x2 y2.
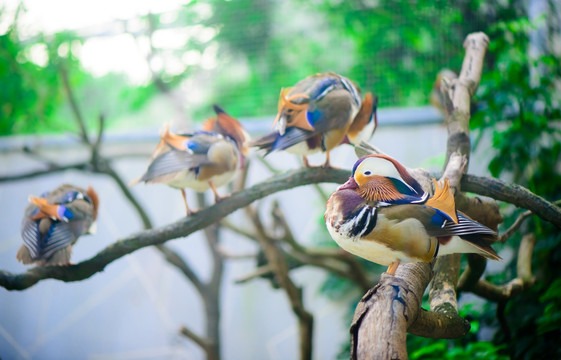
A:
457 254 487 292
101 164 153 229
245 205 314 360
499 200 561 242
58 62 90 145
180 326 213 351
91 113 105 163
270 200 372 291
156 244 205 294
235 264 274 284
0 161 92 182
462 234 536 302
220 219 259 242
499 210 533 242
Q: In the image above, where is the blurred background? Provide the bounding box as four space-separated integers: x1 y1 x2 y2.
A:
1 0 560 359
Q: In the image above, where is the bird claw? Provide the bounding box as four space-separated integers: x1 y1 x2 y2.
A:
186 208 198 217
321 162 338 169
214 193 230 203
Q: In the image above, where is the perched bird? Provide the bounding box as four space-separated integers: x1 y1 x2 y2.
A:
324 154 501 275
342 92 378 146
131 105 248 215
17 184 99 266
250 72 377 167
429 68 458 118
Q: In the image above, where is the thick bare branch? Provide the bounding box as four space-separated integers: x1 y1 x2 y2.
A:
441 32 489 165
425 32 490 346
351 263 431 359
0 167 349 291
461 174 561 228
454 193 503 231
408 308 470 339
517 233 536 285
430 254 462 315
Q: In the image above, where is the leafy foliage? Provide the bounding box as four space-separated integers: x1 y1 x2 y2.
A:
469 1 561 359
0 13 161 136
408 303 508 360
0 29 63 134
310 0 479 107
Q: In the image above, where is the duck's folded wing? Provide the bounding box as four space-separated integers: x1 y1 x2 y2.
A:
21 219 77 260
41 222 77 259
380 205 500 260
21 218 41 259
382 205 496 238
140 150 210 183
249 128 312 153
441 213 497 238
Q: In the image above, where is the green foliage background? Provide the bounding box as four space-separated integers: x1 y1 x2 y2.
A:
1 0 560 359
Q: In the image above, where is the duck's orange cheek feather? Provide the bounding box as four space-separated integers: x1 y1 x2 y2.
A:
357 176 405 202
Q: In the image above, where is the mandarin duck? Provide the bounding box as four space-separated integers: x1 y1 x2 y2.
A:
324 154 501 275
131 105 248 215
17 184 99 266
249 72 377 167
429 69 457 117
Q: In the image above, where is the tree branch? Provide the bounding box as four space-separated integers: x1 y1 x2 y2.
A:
246 205 314 360
0 161 93 182
462 233 536 302
180 325 213 351
426 32 489 340
408 308 470 339
461 174 561 228
58 61 90 145
155 244 206 295
350 33 490 358
270 200 372 292
351 263 432 359
0 167 349 291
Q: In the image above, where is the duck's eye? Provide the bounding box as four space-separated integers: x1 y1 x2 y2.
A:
364 171 372 176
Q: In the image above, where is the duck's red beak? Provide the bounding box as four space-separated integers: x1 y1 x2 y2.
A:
338 176 359 190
